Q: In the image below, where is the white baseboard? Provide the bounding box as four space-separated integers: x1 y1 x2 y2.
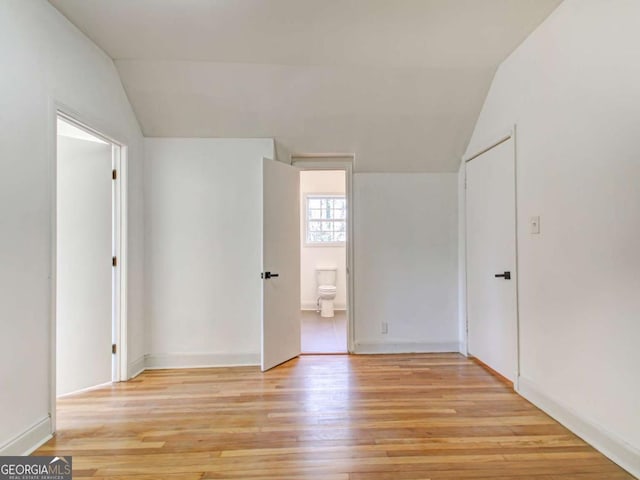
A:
144 352 260 370
301 303 347 311
354 341 459 354
0 417 52 456
57 381 112 398
128 355 146 379
517 377 640 478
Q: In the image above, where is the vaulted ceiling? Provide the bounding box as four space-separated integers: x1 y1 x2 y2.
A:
49 0 562 172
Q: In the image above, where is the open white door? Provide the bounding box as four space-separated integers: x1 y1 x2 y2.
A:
261 158 300 371
466 138 518 382
57 134 113 395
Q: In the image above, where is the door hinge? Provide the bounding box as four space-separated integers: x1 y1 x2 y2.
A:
112 169 117 180
112 256 117 267
112 343 117 354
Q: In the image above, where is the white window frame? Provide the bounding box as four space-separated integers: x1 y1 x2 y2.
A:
304 193 347 247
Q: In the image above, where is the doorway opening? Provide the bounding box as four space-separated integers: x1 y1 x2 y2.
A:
293 158 353 355
54 112 126 408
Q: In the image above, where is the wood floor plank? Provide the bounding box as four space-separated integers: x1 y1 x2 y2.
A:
35 354 635 479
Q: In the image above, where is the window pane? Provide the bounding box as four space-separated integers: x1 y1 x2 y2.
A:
308 199 321 209
308 232 322 243
306 195 346 244
321 232 333 242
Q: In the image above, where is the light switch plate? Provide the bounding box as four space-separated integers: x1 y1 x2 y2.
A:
530 216 540 234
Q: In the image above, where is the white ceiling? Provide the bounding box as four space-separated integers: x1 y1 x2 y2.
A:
49 0 563 172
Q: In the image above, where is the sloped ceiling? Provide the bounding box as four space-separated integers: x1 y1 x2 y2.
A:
49 0 562 172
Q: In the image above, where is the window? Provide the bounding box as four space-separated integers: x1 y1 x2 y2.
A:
305 195 346 245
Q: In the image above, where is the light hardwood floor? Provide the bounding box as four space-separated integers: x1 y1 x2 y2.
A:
37 354 634 479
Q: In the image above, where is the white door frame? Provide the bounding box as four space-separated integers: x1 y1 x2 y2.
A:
49 102 128 432
291 154 355 354
463 126 520 386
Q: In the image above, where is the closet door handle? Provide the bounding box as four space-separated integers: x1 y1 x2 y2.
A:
494 271 511 280
261 271 280 279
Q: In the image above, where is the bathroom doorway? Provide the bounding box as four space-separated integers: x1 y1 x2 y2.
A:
53 111 127 413
296 166 350 353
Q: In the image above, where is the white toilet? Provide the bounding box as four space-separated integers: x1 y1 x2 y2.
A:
316 267 337 318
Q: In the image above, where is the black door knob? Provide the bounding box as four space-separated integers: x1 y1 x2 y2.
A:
261 271 280 279
494 271 511 280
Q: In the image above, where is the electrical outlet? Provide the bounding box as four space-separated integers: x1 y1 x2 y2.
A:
530 216 540 234
381 322 388 334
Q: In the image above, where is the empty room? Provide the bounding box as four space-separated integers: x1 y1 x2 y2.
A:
0 1 638 479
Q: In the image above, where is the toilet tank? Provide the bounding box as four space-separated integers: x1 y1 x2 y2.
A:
316 266 337 287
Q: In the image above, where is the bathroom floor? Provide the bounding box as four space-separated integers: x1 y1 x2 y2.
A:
300 310 347 353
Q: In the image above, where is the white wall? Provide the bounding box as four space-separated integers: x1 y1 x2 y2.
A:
457 165 467 354
0 1 145 455
353 174 459 353
144 138 274 368
300 170 346 310
464 1 640 475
